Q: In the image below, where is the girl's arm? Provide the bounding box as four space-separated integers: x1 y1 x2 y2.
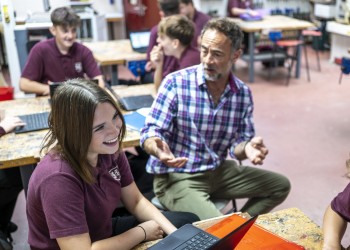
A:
322 205 347 250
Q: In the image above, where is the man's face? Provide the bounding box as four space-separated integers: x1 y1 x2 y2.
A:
157 33 177 56
50 25 77 52
200 29 240 81
179 3 193 19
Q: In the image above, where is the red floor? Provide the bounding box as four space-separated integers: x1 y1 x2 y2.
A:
8 46 350 249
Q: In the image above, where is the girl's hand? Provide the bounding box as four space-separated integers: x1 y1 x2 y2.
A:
138 220 164 241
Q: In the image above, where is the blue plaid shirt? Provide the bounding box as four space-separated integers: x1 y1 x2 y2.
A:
140 64 255 174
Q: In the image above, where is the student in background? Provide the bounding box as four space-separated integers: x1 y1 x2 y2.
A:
227 0 258 17
26 79 198 250
150 15 200 91
0 115 25 249
19 7 105 96
144 0 180 83
141 18 291 220
322 181 350 250
179 0 211 48
227 0 258 54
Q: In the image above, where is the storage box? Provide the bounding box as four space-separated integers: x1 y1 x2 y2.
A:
0 87 14 101
315 4 336 19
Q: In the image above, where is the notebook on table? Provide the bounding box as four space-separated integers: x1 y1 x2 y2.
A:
129 30 151 53
148 215 257 250
123 112 146 132
15 112 50 134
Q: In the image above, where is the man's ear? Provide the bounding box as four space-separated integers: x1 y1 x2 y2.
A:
232 49 242 63
49 26 56 36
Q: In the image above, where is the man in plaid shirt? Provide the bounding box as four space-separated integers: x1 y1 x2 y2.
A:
141 18 290 220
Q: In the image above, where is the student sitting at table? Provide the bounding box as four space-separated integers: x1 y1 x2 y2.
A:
19 7 105 96
143 0 180 84
150 15 200 91
227 0 258 17
227 0 259 54
26 79 199 250
0 115 25 250
322 180 350 250
179 0 211 48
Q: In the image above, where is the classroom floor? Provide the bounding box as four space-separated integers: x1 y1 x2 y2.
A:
6 46 350 249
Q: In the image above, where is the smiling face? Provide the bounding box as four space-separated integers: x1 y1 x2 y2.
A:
200 29 240 82
50 25 77 53
87 102 123 166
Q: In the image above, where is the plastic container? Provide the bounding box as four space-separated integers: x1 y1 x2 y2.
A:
0 87 14 101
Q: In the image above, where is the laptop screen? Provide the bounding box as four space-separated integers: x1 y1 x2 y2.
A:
129 31 151 50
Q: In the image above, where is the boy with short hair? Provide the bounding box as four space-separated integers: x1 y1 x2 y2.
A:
20 7 104 96
150 15 200 91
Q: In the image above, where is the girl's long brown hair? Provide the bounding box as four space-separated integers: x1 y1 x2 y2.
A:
41 79 126 184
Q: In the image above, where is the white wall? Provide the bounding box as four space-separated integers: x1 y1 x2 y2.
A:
13 0 122 19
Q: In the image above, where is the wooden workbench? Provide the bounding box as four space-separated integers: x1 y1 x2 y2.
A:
0 84 155 169
133 207 323 250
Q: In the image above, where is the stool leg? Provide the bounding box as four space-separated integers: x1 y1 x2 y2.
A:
316 47 321 71
285 47 296 86
304 44 310 82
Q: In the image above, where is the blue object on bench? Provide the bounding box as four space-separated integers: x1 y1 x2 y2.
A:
127 60 147 78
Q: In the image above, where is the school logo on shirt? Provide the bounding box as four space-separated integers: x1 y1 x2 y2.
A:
75 62 83 73
109 166 121 181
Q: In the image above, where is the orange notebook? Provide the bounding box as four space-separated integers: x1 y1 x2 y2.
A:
206 214 305 250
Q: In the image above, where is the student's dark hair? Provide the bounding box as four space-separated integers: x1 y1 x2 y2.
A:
179 0 193 4
51 6 81 28
158 0 180 16
41 79 126 184
158 15 194 46
201 18 243 52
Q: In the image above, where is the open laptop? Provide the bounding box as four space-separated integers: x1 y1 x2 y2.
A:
15 111 50 134
129 30 151 53
149 215 257 250
105 85 154 111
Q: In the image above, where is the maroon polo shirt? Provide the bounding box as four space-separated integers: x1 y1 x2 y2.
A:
21 38 101 84
227 0 254 17
27 152 133 250
331 182 350 222
177 45 200 71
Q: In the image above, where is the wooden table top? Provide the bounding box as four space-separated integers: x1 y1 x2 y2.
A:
0 84 155 169
230 15 315 33
83 39 147 66
133 207 323 250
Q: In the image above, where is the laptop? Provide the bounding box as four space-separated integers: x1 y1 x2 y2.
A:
15 111 50 134
105 85 154 111
129 30 151 53
148 215 257 250
49 82 61 99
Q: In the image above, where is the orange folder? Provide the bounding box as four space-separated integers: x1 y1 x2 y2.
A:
206 214 305 250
